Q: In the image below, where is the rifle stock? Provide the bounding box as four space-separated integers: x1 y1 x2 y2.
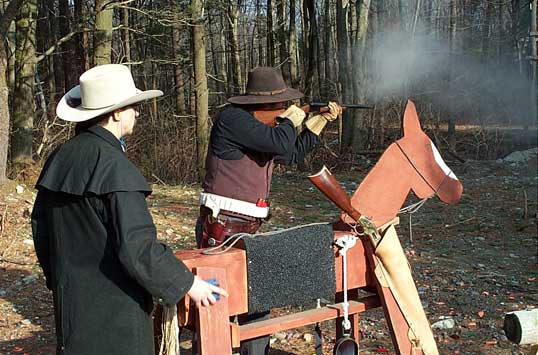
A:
307 166 362 221
308 166 380 242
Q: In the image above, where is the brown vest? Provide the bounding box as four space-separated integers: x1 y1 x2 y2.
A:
203 146 274 204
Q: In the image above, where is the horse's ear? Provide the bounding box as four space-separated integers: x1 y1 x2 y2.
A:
403 100 424 138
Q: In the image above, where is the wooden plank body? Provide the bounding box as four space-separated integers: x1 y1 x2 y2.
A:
194 267 232 355
175 248 247 325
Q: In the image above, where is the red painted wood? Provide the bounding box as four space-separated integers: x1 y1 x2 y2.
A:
237 296 381 341
194 267 232 355
362 237 424 355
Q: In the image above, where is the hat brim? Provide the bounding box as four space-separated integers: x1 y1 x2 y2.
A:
227 88 304 105
56 86 163 122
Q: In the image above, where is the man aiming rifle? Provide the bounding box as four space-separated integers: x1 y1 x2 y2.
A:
195 66 369 354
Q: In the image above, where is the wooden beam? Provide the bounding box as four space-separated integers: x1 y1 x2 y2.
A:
236 296 381 341
195 267 232 355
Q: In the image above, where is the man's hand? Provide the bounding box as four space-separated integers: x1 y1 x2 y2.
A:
277 105 306 127
305 101 343 135
187 276 229 308
321 101 343 122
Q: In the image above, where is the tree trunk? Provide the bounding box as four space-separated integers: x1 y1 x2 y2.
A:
192 0 209 181
122 6 131 64
11 0 38 170
48 0 64 96
304 0 319 100
288 0 299 87
208 12 220 102
256 0 265 66
218 15 229 98
267 0 275 66
277 0 290 82
59 0 75 90
324 0 332 97
226 0 242 95
531 0 537 126
0 43 9 184
171 1 187 114
300 0 308 88
74 0 89 73
504 309 538 345
350 0 371 150
482 0 492 62
337 0 352 148
6 17 14 96
94 0 113 65
0 0 26 185
447 0 457 150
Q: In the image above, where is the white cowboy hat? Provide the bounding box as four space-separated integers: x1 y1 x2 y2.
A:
56 64 163 122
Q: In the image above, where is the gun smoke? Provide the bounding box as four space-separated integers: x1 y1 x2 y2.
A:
363 26 536 127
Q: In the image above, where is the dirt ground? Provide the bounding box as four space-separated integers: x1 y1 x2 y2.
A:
0 151 536 355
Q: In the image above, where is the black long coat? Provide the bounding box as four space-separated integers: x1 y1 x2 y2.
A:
31 126 194 355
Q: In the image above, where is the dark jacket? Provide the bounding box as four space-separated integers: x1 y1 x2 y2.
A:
202 106 319 203
31 125 194 355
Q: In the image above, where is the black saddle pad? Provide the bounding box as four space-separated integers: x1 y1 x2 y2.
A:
241 223 335 313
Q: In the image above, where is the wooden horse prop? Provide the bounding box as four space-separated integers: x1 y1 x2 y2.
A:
157 100 463 355
314 100 463 355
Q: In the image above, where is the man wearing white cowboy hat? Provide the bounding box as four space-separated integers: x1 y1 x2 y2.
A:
196 66 341 354
31 64 227 355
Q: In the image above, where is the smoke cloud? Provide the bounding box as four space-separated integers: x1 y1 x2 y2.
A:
365 26 536 126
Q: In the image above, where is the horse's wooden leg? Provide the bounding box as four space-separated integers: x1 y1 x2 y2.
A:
363 240 424 355
194 266 232 355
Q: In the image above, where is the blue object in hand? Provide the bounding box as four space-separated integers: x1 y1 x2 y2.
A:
207 278 220 301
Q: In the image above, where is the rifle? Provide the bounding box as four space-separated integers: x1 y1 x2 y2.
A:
252 101 373 126
301 102 374 114
308 166 381 244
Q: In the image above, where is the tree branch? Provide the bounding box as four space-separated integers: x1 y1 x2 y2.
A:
36 27 92 63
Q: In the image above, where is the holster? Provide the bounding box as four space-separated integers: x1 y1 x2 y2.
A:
201 214 261 248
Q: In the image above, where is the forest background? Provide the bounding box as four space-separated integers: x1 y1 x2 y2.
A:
0 0 537 185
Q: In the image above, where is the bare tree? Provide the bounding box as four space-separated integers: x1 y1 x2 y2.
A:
288 0 299 87
349 0 371 149
170 0 187 114
337 0 352 147
11 0 38 172
0 0 27 184
303 0 319 99
277 0 290 81
323 0 332 97
192 0 209 180
447 0 457 149
267 0 275 66
94 0 113 65
74 0 89 73
59 0 75 90
226 0 243 94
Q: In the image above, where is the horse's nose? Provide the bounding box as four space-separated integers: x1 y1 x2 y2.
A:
437 177 463 204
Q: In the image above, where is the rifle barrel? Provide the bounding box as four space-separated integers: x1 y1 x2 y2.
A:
309 102 374 109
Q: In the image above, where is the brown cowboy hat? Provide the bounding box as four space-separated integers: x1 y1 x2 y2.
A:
228 67 304 105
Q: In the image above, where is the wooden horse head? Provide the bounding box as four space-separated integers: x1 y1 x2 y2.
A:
346 100 463 228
